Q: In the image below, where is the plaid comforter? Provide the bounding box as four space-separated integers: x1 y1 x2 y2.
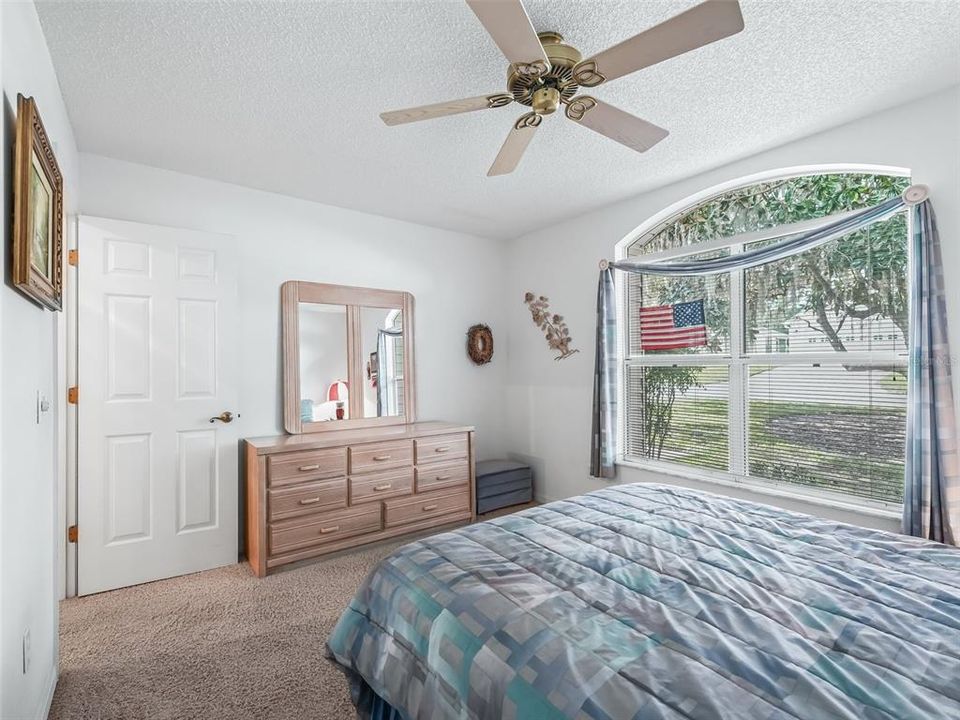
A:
327 483 960 719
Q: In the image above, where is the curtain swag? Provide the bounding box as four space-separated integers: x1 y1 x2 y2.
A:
590 186 959 545
606 194 905 277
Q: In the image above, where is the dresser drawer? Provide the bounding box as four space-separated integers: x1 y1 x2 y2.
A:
269 504 382 556
268 447 346 487
384 488 470 528
350 467 414 505
349 440 413 474
415 460 470 493
268 477 347 522
415 433 469 465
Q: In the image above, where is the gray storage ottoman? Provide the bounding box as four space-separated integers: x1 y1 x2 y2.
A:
476 460 533 515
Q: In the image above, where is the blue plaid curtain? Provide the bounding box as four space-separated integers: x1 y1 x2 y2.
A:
903 201 959 544
590 268 617 478
592 193 959 545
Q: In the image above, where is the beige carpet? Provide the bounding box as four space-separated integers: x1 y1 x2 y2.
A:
50 542 403 720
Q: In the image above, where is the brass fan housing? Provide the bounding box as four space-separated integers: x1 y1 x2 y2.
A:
508 32 582 110
531 87 560 115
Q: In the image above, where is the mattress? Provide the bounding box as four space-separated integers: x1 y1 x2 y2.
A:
327 483 960 719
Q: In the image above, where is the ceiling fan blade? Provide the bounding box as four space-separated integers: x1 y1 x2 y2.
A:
564 97 668 153
466 0 550 76
488 112 541 176
572 0 744 88
381 93 513 126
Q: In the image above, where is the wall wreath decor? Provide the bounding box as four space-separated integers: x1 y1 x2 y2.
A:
466 324 494 365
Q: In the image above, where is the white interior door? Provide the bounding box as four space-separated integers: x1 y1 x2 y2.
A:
78 216 239 595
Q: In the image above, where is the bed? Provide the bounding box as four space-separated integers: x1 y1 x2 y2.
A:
327 483 960 719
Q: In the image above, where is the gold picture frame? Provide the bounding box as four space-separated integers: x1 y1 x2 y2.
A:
13 94 63 311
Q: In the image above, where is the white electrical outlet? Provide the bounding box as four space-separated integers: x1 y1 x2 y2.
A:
22 629 31 674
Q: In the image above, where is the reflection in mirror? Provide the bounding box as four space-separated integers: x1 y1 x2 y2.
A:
360 307 405 418
298 303 350 423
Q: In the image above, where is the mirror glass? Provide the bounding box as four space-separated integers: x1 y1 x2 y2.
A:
298 303 350 423
359 306 405 418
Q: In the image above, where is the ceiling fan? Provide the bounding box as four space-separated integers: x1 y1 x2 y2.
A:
380 0 744 176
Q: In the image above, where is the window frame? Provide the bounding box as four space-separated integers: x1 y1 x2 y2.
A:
614 165 912 514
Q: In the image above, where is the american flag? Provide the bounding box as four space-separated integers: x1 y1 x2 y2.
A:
639 300 707 351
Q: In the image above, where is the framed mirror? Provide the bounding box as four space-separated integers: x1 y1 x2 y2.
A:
282 281 416 433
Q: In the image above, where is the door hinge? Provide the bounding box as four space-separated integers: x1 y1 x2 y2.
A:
68 249 78 267
67 525 78 543
68 386 79 404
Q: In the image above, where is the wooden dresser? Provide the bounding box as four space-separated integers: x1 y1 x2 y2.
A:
244 421 475 576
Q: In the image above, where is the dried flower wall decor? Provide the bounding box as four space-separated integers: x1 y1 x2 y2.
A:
523 292 579 360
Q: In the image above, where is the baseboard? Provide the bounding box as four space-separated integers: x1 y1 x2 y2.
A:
36 665 58 720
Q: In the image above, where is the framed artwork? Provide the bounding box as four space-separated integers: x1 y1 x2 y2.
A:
13 94 63 311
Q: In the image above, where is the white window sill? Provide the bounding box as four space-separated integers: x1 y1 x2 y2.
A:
616 458 902 521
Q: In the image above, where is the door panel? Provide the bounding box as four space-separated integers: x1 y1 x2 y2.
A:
106 294 151 400
104 433 152 543
178 299 217 398
78 216 239 595
176 429 218 532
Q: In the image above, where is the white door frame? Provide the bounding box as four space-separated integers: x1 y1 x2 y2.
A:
63 214 79 598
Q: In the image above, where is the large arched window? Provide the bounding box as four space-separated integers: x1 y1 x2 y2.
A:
618 169 910 507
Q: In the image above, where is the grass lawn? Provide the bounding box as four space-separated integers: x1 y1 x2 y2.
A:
629 397 905 504
691 366 770 385
879 372 908 395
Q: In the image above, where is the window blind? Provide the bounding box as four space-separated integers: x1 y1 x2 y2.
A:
626 250 730 356
748 363 906 503
624 365 729 471
744 215 908 356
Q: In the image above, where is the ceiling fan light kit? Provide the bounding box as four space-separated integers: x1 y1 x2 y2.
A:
380 0 745 177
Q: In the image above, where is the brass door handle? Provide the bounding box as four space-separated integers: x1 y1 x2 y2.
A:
373 455 392 461
298 497 321 505
209 411 236 424
319 525 340 534
435 475 452 482
373 484 392 492
422 504 438 512
298 464 320 472
434 447 450 453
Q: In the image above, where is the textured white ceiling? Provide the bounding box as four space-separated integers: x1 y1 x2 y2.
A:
36 1 960 240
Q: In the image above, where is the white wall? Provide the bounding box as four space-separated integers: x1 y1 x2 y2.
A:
1 2 80 718
79 154 511 461
505 86 960 533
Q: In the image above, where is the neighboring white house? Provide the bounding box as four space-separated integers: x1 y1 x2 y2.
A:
753 311 905 354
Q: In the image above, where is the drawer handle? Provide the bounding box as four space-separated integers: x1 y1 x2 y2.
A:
373 483 392 492
319 525 340 534
298 464 320 472
435 475 452 482
434 447 450 453
422 504 438 512
298 497 321 505
373 455 392 461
